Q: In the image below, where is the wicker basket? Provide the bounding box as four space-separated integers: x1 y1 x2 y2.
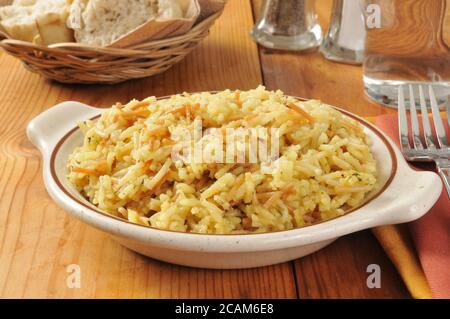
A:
0 9 223 84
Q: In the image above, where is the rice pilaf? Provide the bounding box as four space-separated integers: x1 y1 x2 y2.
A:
67 86 377 234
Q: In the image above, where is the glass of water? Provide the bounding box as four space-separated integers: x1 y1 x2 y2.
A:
362 0 450 108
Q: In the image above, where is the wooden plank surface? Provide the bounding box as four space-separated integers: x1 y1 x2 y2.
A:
0 0 410 298
0 0 297 299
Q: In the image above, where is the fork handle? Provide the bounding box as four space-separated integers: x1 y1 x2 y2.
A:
435 159 450 198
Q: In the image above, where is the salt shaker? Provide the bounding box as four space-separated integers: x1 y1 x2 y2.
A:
320 0 366 64
251 0 322 51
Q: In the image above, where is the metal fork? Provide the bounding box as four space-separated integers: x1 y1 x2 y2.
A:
398 85 450 197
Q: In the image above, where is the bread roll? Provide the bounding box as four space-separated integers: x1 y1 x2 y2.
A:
67 0 160 47
158 0 183 19
0 5 37 42
35 10 74 45
12 0 37 5
0 0 74 45
67 0 187 47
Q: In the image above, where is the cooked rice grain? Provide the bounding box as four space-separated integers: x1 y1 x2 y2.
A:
67 86 377 234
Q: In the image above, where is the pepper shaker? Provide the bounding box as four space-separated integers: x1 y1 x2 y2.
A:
251 0 322 51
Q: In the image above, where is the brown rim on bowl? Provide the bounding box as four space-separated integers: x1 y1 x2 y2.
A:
50 97 398 236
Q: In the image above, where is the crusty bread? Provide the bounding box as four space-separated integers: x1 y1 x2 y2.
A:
12 0 37 5
0 5 37 42
0 0 74 45
35 11 74 45
1 0 198 47
68 0 160 47
158 0 184 19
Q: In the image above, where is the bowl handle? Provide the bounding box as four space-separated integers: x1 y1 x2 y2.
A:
377 170 443 225
27 101 100 155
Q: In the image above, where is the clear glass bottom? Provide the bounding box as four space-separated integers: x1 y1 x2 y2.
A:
320 43 364 65
363 76 450 109
251 24 322 51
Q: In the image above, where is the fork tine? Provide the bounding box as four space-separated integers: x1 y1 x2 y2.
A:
429 85 449 148
408 85 423 150
419 86 436 149
398 86 411 150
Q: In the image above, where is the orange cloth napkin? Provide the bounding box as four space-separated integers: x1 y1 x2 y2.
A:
373 114 450 299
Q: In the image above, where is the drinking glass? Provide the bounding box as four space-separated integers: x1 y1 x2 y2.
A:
362 0 450 107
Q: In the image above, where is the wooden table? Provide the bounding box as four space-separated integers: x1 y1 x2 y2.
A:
0 0 410 298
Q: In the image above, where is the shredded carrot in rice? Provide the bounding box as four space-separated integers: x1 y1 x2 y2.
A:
226 113 247 122
342 120 363 134
256 184 272 193
185 105 191 122
285 205 298 227
167 105 188 116
286 204 296 213
227 174 245 201
151 171 171 191
253 165 261 173
263 191 283 209
144 160 153 167
120 109 151 119
129 101 150 110
242 217 253 230
244 114 260 126
287 103 315 124
162 138 176 146
142 171 171 198
281 183 295 196
72 167 102 176
97 160 108 171
167 104 199 122
235 90 242 107
303 214 315 223
256 192 274 201
67 87 377 234
287 110 307 124
228 114 258 123
72 160 108 176
147 126 169 138
262 184 294 209
196 176 211 191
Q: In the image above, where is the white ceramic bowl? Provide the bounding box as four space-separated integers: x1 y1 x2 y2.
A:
27 100 442 269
